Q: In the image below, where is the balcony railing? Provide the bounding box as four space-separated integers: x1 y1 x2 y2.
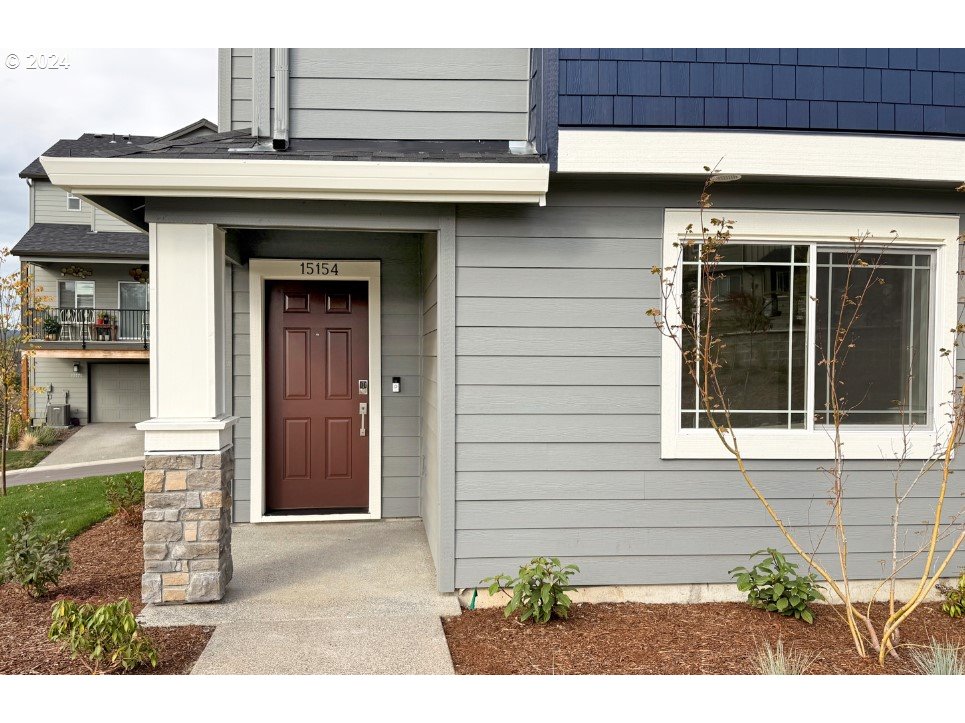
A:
30 307 149 349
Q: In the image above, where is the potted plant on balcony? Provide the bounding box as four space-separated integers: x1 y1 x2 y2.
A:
42 317 61 341
94 311 115 341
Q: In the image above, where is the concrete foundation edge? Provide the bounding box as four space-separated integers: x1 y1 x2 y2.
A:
458 579 950 609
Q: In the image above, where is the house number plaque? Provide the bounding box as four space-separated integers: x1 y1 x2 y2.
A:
299 262 339 276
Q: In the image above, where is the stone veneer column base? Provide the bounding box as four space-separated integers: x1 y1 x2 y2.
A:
141 447 234 604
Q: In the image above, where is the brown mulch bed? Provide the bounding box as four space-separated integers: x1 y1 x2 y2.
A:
0 514 212 674
443 601 965 674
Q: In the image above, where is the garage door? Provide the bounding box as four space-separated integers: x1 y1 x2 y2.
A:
90 363 150 423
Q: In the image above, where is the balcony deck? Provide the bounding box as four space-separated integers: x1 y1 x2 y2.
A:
29 307 149 355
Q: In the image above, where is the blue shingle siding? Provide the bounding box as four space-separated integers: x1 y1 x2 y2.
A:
556 48 965 135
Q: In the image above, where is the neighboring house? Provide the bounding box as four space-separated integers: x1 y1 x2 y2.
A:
37 49 965 605
13 120 216 426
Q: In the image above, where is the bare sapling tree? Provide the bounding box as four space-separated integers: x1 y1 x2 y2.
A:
648 167 965 666
0 249 44 496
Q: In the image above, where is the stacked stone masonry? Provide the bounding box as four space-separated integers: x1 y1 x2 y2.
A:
141 448 234 604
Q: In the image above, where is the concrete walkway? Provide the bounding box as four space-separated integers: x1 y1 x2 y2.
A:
139 519 460 674
38 423 144 466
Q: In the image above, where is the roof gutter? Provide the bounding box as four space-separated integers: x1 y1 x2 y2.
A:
39 156 549 204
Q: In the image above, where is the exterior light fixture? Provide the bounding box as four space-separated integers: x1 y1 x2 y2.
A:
72 362 80 374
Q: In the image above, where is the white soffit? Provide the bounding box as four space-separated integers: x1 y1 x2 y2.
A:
557 129 965 184
39 156 550 205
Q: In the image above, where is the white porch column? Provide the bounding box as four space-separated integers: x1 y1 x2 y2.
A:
137 223 238 604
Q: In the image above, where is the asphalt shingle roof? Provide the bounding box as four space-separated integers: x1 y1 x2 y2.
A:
101 131 544 164
20 134 158 179
11 223 147 259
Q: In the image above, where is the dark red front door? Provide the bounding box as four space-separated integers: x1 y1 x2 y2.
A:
265 280 369 512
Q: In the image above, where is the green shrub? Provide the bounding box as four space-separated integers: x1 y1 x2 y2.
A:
49 598 159 674
481 556 580 624
729 548 824 623
104 472 144 526
753 639 818 675
7 413 24 449
937 569 965 619
30 426 59 446
910 640 965 675
0 511 72 597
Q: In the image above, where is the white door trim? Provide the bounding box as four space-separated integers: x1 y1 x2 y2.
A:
248 259 382 523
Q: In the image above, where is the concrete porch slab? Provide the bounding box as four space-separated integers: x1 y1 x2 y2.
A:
140 519 460 675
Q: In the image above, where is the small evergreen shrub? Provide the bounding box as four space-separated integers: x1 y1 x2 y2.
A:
729 548 824 623
753 639 818 675
937 569 965 619
7 413 24 448
105 473 144 526
49 598 159 674
481 556 580 624
0 511 71 597
910 640 965 675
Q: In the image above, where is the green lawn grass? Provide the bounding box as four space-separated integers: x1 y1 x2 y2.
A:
2 450 50 470
0 473 139 558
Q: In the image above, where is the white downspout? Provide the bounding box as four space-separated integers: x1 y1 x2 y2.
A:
272 48 289 151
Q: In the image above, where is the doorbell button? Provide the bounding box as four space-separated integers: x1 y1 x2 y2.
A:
392 376 401 393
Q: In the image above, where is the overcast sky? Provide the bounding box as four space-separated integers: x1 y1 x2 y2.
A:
0 48 217 272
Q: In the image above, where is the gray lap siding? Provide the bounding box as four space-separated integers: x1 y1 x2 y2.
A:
452 179 965 588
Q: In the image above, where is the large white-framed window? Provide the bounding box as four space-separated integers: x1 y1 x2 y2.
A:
57 280 95 308
660 209 960 460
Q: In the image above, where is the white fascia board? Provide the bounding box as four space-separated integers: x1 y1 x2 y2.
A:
557 129 965 183
40 156 549 204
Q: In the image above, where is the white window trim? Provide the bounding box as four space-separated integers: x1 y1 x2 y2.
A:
66 193 82 211
660 208 960 460
248 259 382 523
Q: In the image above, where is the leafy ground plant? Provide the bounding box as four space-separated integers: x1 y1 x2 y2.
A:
0 511 71 597
753 639 818 675
49 598 159 674
104 472 144 526
909 640 965 675
730 548 824 623
481 556 580 624
936 569 965 618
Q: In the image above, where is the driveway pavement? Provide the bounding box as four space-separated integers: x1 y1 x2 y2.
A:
139 519 460 674
4 423 144 486
38 423 144 466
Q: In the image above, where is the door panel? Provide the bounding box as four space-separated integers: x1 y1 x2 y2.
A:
266 280 369 512
284 329 310 399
